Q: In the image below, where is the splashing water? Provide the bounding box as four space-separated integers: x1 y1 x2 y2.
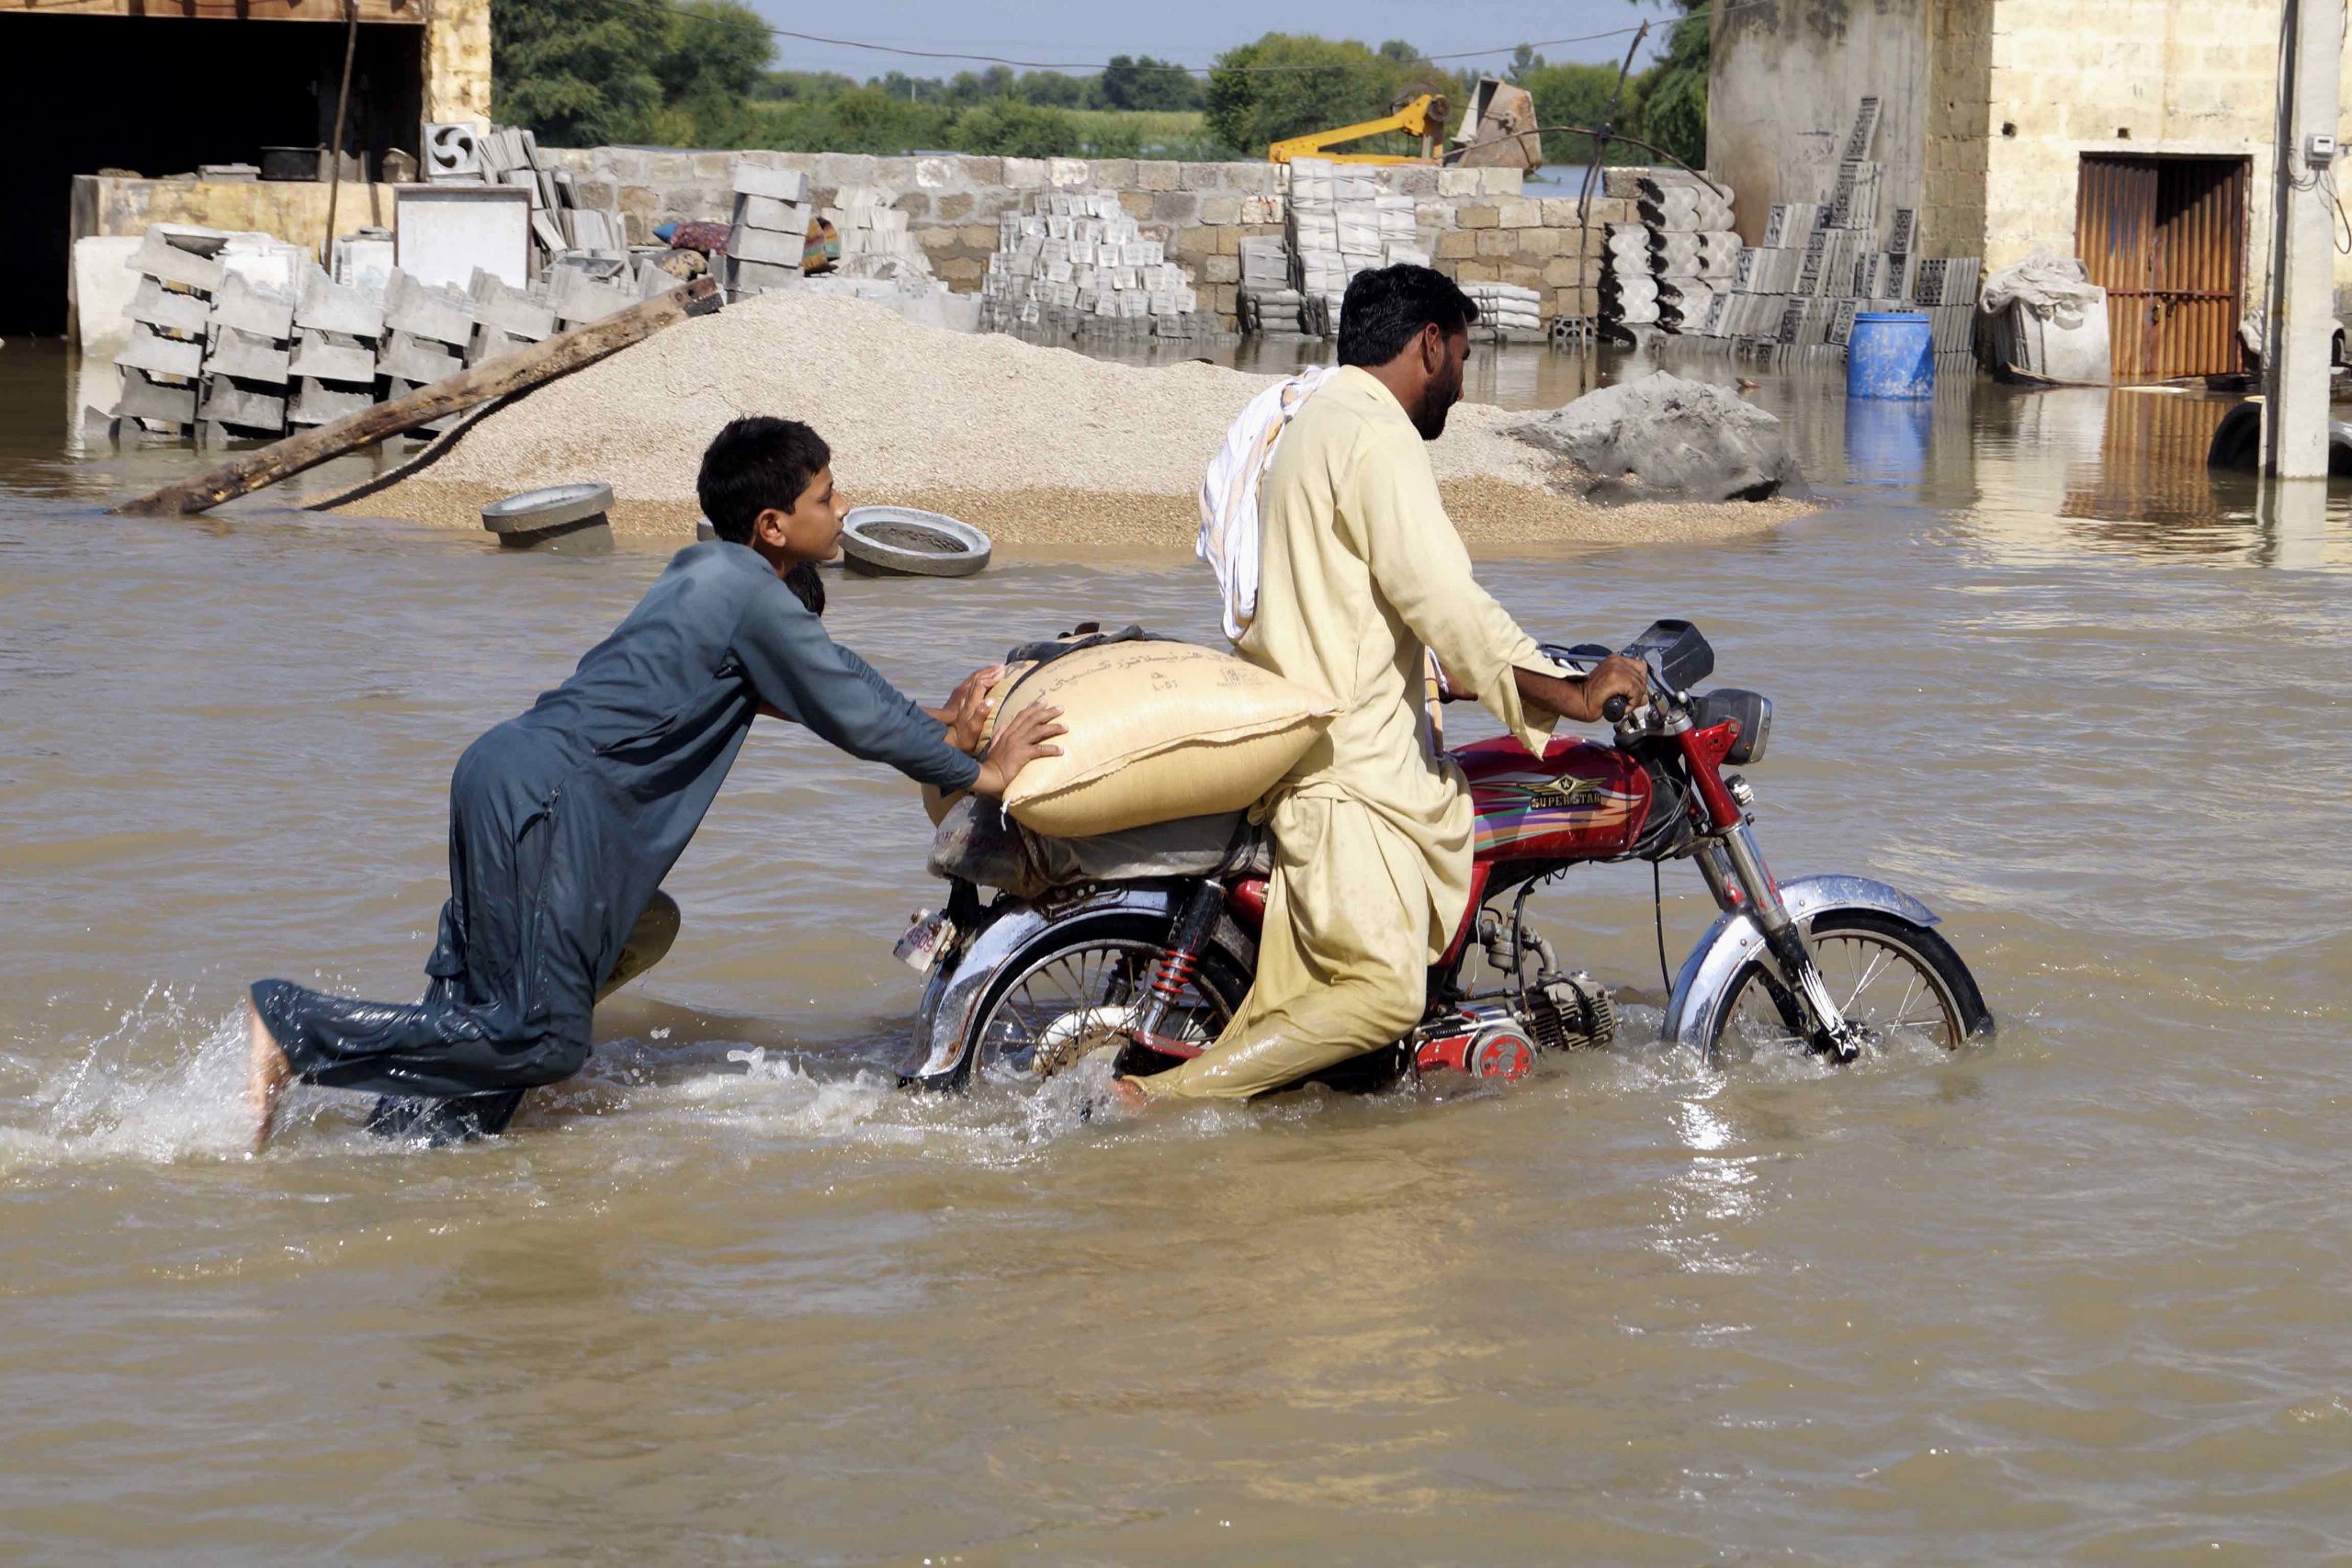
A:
2 984 254 1172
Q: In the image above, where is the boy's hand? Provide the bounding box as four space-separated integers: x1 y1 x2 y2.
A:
942 664 1004 753
972 702 1064 798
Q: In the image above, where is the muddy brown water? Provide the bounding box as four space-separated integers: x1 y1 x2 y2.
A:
5 336 2351 1563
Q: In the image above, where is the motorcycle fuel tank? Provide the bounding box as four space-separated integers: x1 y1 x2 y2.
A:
1456 736 1652 863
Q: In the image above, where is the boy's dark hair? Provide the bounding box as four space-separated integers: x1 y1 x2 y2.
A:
1336 265 1480 367
697 416 831 547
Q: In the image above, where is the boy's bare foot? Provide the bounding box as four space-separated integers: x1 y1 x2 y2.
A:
1104 1076 1155 1114
246 1001 293 1153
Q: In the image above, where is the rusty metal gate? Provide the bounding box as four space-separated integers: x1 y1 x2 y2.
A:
2075 154 2249 379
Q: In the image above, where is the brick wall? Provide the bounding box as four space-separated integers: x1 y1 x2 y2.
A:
542 150 1621 327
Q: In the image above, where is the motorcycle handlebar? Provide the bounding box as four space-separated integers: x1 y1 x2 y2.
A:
1601 694 1632 724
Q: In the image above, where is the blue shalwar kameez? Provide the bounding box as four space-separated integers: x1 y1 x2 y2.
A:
251 540 978 1135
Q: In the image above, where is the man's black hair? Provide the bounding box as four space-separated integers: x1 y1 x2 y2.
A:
697 415 831 547
696 415 831 614
1336 265 1480 368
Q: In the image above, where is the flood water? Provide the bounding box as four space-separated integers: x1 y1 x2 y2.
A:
5 335 2351 1563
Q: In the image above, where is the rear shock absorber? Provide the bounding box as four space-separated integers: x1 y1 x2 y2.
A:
1124 880 1225 1059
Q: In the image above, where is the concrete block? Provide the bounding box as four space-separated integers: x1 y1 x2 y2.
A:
1136 161 1182 191
129 230 224 293
1045 157 1089 188
1436 230 1479 260
129 276 211 334
1001 157 1046 189
378 331 462 384
1496 197 1542 230
1454 260 1499 282
208 270 296 340
466 324 542 367
1203 254 1240 283
288 378 377 425
293 265 384 338
206 325 291 383
1389 165 1439 197
813 152 878 188
728 223 804 267
1226 164 1279 197
1498 262 1544 289
1153 191 1199 223
732 162 808 202
383 271 475 346
115 323 205 379
1438 168 1482 198
549 270 638 326
1180 164 1228 191
1090 160 1136 189
1197 195 1242 225
1544 255 1592 287
72 235 143 355
197 377 287 431
1476 229 1518 257
464 270 556 339
289 328 379 383
1477 167 1523 196
723 255 800 294
115 367 198 424
1458 205 1502 230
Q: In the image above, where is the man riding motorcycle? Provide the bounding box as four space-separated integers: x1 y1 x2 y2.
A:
1118 265 1645 1105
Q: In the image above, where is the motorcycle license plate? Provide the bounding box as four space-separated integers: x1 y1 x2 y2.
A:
892 910 952 973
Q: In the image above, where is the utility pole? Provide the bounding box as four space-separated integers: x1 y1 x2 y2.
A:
2262 0 2345 479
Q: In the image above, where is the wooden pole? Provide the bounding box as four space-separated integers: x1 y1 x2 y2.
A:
112 276 723 517
322 0 359 264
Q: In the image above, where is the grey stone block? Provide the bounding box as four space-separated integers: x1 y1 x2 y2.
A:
723 255 800 294
732 161 808 202
727 223 803 267
129 231 223 294
115 323 205 378
129 276 210 334
731 193 808 233
467 324 541 366
383 270 475 346
466 269 557 338
547 267 638 326
294 265 385 338
205 325 291 383
289 328 379 383
289 378 377 425
197 377 287 432
378 330 463 385
114 367 198 424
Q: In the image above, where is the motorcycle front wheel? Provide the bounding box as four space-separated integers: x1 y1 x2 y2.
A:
965 912 1252 1084
1712 910 1993 1062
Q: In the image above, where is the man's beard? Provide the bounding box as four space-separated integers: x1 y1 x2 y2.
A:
1410 363 1462 440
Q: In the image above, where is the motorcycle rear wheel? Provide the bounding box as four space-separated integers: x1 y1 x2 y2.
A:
965 913 1252 1083
1711 910 1991 1063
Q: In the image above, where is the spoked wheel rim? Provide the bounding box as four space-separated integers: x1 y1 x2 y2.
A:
1716 926 1966 1060
973 937 1234 1082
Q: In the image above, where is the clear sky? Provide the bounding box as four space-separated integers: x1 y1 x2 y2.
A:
745 0 1672 80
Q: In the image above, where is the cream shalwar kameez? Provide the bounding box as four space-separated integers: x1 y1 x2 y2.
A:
1142 367 1562 1100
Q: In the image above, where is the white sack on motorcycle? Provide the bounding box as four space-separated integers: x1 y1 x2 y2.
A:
967 642 1338 838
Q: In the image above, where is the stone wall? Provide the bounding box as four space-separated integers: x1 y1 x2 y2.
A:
424 0 495 127
542 150 1623 327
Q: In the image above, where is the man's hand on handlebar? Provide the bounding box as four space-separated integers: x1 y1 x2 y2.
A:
1512 655 1649 726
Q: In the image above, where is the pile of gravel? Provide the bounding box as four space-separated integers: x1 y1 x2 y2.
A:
334 291 1798 550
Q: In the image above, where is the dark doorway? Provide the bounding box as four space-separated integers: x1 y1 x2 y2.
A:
2075 154 2250 380
0 14 424 337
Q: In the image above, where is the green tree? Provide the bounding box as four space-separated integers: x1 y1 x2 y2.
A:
1016 71 1088 108
1098 54 1196 113
1508 42 1544 80
491 0 665 146
1634 6 1707 167
946 99 1087 158
1518 61 1646 165
1377 39 1420 64
1205 33 1420 157
649 0 771 145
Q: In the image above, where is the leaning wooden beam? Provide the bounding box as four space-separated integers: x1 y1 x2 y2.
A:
112 276 722 518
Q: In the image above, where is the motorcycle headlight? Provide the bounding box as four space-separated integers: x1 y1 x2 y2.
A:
1693 689 1770 764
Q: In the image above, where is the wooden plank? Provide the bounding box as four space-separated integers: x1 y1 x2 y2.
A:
0 0 423 21
111 276 722 518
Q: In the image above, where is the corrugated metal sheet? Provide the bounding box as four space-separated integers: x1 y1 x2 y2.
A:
2076 155 2249 380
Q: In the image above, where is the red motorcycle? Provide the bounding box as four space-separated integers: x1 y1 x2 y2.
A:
898 620 1991 1092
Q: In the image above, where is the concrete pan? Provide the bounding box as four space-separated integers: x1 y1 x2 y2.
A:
838 505 992 578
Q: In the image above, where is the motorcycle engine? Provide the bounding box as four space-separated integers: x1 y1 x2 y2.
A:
1522 973 1617 1054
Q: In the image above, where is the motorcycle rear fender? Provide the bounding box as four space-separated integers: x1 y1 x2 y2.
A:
900 882 1188 1087
1660 874 1940 1054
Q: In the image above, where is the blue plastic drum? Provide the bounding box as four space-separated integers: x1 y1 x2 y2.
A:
1847 311 1936 399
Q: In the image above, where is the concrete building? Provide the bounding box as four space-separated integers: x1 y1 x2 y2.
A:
1709 0 2352 379
1 0 491 336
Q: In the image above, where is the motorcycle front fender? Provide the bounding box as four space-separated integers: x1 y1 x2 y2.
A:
899 883 1186 1087
1659 874 1941 1055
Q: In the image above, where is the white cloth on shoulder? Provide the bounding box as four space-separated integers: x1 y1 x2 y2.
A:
1197 365 1338 644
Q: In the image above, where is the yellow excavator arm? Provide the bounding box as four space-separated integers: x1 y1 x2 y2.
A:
1268 92 1451 165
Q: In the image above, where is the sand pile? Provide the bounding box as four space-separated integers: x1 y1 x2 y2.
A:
330 291 1804 552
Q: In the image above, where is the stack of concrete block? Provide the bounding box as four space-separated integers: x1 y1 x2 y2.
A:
828 186 933 283
465 268 557 367
475 123 625 271
288 265 385 428
113 226 225 435
379 271 476 434
545 265 639 332
1608 170 1740 342
1600 223 1659 328
1238 234 1316 337
1460 281 1543 344
198 269 297 438
1285 157 1385 328
724 162 811 296
979 189 1217 343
